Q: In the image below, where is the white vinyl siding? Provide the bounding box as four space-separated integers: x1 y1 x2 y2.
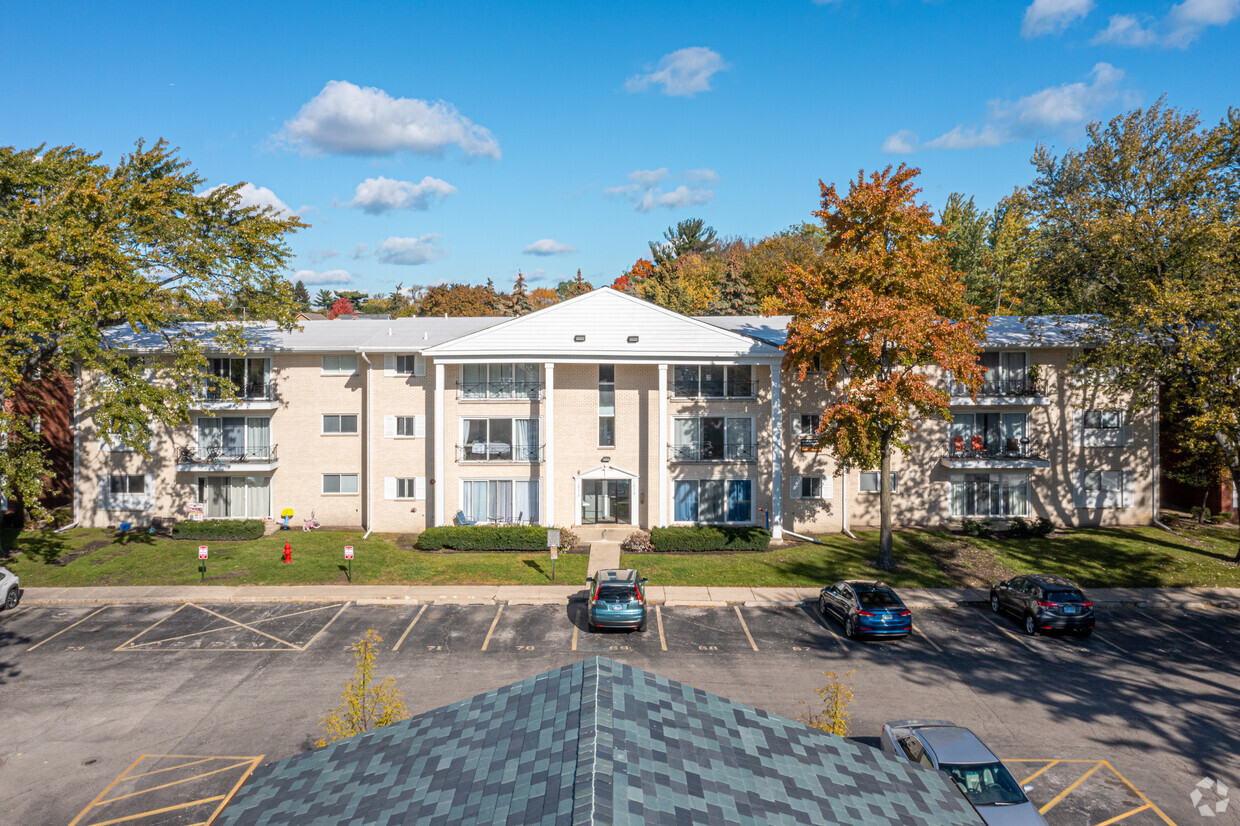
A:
99 474 154 511
321 354 359 375
384 477 426 500
384 415 426 438
1073 469 1134 508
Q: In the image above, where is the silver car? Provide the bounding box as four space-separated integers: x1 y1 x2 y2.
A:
881 720 1047 826
1 565 20 610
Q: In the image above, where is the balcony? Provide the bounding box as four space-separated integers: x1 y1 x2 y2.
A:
951 377 1049 406
456 442 542 463
177 444 279 472
940 438 1049 469
458 380 544 401
671 379 756 399
192 381 279 411
670 441 757 462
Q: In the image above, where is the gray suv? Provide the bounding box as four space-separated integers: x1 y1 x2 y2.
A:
881 720 1047 825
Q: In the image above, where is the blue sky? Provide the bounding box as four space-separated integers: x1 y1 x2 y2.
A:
4 0 1237 297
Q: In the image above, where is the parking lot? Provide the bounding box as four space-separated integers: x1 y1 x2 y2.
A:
3 599 1237 825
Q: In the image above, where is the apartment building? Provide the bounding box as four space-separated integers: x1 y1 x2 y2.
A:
75 288 1155 537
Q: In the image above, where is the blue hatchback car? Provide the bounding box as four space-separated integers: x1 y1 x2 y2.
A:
586 569 648 632
818 580 912 639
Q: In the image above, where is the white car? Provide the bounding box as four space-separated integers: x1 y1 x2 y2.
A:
1 565 21 610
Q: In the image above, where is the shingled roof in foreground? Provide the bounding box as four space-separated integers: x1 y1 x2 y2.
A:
216 657 983 826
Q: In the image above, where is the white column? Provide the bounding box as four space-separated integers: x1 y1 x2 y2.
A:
544 362 555 527
770 363 784 540
433 362 445 527
658 363 668 527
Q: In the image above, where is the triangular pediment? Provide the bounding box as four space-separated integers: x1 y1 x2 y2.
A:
423 288 782 361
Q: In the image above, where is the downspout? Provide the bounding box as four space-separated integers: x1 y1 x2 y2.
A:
1151 382 1174 533
359 351 374 539
840 463 857 540
55 368 80 534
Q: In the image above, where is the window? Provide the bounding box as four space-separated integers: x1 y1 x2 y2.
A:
1077 410 1133 447
461 418 539 461
384 477 426 500
672 417 754 461
971 351 1029 395
396 416 416 437
950 472 1030 517
599 365 615 447
950 412 1029 457
110 475 145 495
859 472 898 493
461 479 540 524
100 474 153 511
674 479 753 523
1075 469 1131 508
206 357 272 399
792 413 821 451
193 417 272 460
322 474 359 494
396 355 425 375
672 365 755 398
197 476 271 518
323 414 358 434
459 363 541 399
321 354 358 375
791 476 830 499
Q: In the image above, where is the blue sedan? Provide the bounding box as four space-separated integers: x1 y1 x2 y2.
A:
818 580 912 639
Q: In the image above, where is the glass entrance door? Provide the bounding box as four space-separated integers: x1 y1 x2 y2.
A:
581 479 631 524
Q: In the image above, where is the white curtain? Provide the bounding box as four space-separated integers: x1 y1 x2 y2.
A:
514 481 538 524
247 418 270 458
246 476 269 518
513 419 537 461
673 419 698 459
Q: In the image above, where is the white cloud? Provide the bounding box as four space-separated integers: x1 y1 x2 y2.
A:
625 47 728 97
307 249 339 263
1093 0 1238 47
201 182 293 216
914 63 1124 151
293 268 354 285
349 175 457 214
376 235 447 266
1022 0 1094 37
881 129 919 154
351 242 370 259
523 239 576 256
606 168 717 212
282 80 501 158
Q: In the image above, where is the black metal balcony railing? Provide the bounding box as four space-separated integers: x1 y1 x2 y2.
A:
458 381 544 400
947 438 1043 461
670 441 757 462
952 378 1047 397
456 442 542 462
178 444 279 464
200 381 276 401
671 380 756 399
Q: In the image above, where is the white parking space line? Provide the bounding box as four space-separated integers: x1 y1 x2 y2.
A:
1139 610 1226 656
27 606 109 652
0 606 29 623
655 605 667 651
571 610 580 652
392 604 427 652
480 604 504 651
733 606 759 652
1088 631 1131 658
814 611 849 653
975 610 1039 653
912 622 943 653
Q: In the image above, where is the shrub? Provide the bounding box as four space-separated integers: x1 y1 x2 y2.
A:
960 518 993 538
415 526 550 551
1161 512 1181 527
171 519 265 541
1190 506 1203 518
1031 517 1054 537
1003 517 1054 539
1210 512 1231 524
649 526 770 552
555 526 580 550
621 530 655 553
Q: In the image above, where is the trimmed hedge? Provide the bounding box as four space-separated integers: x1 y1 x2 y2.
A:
650 526 771 552
416 526 550 551
171 519 266 541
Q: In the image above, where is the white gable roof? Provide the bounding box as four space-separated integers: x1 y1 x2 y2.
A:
422 288 783 362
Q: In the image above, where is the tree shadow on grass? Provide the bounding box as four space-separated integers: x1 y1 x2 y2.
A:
523 559 548 579
113 532 156 546
4 528 72 564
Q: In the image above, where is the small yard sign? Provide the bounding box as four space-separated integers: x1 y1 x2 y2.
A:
198 545 208 560
344 546 354 560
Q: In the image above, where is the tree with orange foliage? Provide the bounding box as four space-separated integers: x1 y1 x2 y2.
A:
771 166 987 570
327 296 355 319
529 287 559 310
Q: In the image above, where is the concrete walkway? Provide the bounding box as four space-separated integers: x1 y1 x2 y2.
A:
584 541 621 580
17 584 1240 609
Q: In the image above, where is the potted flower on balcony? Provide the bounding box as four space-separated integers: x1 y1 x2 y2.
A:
1026 363 1042 395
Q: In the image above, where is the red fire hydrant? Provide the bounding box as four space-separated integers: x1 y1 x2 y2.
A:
283 541 292 564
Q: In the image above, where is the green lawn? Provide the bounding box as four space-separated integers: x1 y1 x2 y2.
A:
3 522 1236 589
2 528 586 587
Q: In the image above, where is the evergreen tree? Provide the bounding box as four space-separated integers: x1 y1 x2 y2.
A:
314 289 335 312
707 250 759 315
292 279 311 310
649 218 718 268
507 271 533 315
556 269 593 299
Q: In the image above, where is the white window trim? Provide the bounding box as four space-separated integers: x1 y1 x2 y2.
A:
384 414 426 439
322 473 360 495
948 471 1032 518
99 473 154 511
1073 409 1134 447
459 477 542 523
384 353 427 378
858 471 898 494
321 354 359 376
459 416 542 463
669 477 756 525
670 364 756 400
322 414 360 436
1072 469 1134 509
670 414 757 462
384 476 427 500
790 474 832 500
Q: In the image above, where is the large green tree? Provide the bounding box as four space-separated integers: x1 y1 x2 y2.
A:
1018 100 1240 557
771 166 987 570
0 139 304 527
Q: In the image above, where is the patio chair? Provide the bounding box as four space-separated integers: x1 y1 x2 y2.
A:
970 434 986 456
952 435 966 456
454 510 477 526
